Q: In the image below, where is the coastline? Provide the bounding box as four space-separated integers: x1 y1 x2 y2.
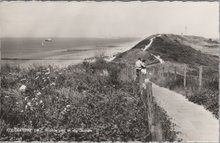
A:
2 38 141 68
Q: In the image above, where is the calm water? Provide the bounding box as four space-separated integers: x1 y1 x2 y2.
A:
2 37 139 59
1 37 140 67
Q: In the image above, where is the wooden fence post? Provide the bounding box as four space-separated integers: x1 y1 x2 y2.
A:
158 65 161 77
152 68 155 77
140 76 150 140
162 66 165 77
166 66 169 78
142 78 163 141
184 65 187 88
174 66 177 81
139 73 144 94
199 66 203 90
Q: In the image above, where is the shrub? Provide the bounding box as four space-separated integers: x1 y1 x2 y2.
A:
1 60 177 141
0 62 147 141
188 88 218 118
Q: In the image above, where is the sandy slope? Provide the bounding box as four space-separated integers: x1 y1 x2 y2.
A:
152 83 218 142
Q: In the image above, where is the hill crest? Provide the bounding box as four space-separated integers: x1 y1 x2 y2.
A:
114 34 218 68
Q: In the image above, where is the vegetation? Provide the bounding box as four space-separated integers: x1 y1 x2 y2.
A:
115 33 219 118
150 66 218 118
116 34 218 68
148 36 218 68
0 57 177 141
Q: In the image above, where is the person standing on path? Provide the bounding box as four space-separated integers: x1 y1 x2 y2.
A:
135 58 142 82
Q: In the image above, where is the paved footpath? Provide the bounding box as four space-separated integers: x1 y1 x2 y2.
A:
152 83 219 142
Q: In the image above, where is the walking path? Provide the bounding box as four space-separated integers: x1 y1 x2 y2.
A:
143 37 155 51
151 54 164 63
143 35 165 64
143 34 161 51
152 83 219 142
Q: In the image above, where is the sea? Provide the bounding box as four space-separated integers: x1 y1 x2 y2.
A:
1 37 140 67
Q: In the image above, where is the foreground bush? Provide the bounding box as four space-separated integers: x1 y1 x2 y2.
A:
0 59 177 141
187 88 218 118
0 60 143 141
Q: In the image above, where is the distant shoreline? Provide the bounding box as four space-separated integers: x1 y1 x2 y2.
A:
1 38 142 68
1 57 89 61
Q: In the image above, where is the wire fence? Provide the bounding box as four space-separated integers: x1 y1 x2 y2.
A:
114 60 218 91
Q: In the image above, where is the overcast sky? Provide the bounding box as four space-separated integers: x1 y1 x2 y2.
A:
0 1 218 38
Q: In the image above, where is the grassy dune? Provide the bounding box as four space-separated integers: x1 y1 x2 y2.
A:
115 34 219 118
